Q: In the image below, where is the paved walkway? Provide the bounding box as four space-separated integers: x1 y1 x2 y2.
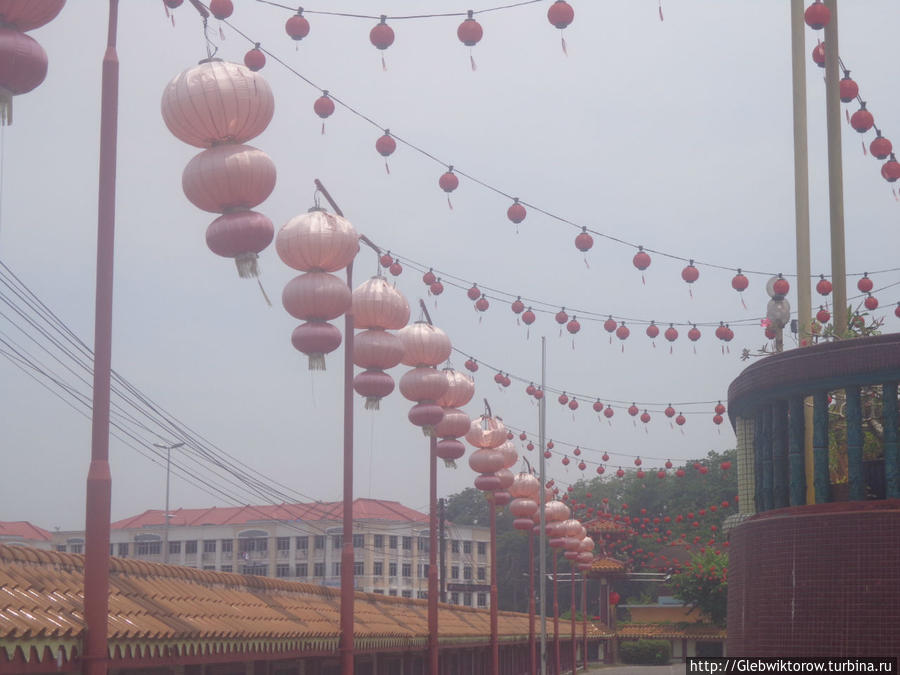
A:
583 665 686 674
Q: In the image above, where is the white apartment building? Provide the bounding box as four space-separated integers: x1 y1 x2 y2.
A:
51 498 494 608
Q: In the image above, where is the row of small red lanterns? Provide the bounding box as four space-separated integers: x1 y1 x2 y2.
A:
804 0 900 190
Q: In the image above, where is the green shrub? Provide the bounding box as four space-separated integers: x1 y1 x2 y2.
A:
619 639 671 665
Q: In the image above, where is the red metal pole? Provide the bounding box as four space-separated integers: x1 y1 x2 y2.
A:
553 553 560 675
570 568 576 674
581 574 587 671
428 435 438 674
340 261 355 675
490 496 499 675
83 2 118 673
528 530 536 675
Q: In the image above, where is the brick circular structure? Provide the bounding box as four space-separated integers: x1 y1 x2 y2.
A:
728 500 900 656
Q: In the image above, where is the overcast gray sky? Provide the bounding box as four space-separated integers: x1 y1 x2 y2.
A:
1 1 897 530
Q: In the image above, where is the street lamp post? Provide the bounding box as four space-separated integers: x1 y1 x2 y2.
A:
153 442 184 564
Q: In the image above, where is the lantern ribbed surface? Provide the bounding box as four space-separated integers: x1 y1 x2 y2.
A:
0 0 65 31
465 415 507 449
435 369 475 408
282 271 351 321
399 366 449 403
352 329 404 370
0 28 47 97
276 209 359 272
434 407 471 439
182 144 276 213
161 60 274 148
397 322 451 367
351 276 410 330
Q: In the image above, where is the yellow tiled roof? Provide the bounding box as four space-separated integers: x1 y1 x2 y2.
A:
616 623 726 640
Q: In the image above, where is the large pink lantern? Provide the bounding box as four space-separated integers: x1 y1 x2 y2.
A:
466 414 508 492
351 276 409 409
0 0 64 125
434 368 474 465
275 208 359 370
162 58 276 277
508 472 540 530
398 322 452 435
544 500 571 547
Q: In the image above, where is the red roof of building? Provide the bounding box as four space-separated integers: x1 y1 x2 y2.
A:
0 521 52 542
111 498 428 529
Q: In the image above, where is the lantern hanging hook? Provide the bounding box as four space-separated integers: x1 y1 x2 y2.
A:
201 16 219 60
417 299 433 326
483 398 493 420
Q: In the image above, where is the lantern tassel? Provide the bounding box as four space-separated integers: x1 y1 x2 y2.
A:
321 122 326 135
845 109 850 124
560 35 568 56
689 287 693 299
721 345 725 355
669 345 673 355
235 251 260 279
447 195 453 210
0 90 11 126
621 344 624 353
862 140 867 156
365 397 381 410
583 255 590 269
470 52 477 72
571 337 575 350
642 273 646 285
256 278 272 307
741 296 747 309
443 459 458 469
608 335 612 345
422 426 435 437
652 341 656 349
893 187 898 201
658 0 664 21
307 353 326 371
382 54 387 71
693 345 697 355
219 25 225 40
384 159 390 174
526 327 530 339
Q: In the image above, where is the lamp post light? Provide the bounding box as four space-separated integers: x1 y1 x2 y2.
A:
153 441 184 563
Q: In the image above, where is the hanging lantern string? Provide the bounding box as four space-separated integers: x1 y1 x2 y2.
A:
383 247 900 329
450 345 725 409
201 16 220 60
254 0 542 21
216 9 899 282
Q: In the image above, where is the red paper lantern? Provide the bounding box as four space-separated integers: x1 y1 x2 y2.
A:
804 0 830 29
816 275 832 296
646 322 659 339
773 275 790 296
430 280 444 295
839 72 859 103
210 0 233 20
439 169 459 193
857 273 873 293
182 144 276 213
593 400 604 413
895 303 900 319
370 15 395 49
561 456 570 466
596 466 605 475
713 414 724 426
864 295 878 311
376 131 396 157
575 228 594 252
467 284 481 301
507 199 527 224
615 322 630 341
850 103 874 133
765 326 776 340
633 246 651 271
665 324 678 343
640 411 650 424
681 261 699 284
816 306 831 324
731 270 749 292
688 325 701 343
567 317 581 334
603 316 617 335
811 42 825 68
870 134 893 160
676 413 686 426
244 44 266 71
0 0 65 30
457 10 483 46
283 272 352 322
276 208 359 272
164 0 183 8
628 404 639 417
464 358 478 372
721 461 732 471
676 468 685 477
547 0 574 29
522 308 536 325
475 297 489 312
882 155 900 183
603 408 614 420
286 10 310 40
206 211 274 276
555 308 568 325
314 93 335 123
291 322 342 369
715 402 726 415
399 322 451 367
615 468 624 478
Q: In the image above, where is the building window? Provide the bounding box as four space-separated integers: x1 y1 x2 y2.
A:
464 566 472 580
117 543 129 557
314 535 325 550
185 540 197 554
221 539 232 553
202 565 215 571
419 564 429 578
374 561 384 576
313 562 325 577
477 593 487 608
373 589 385 595
296 563 308 578
477 567 486 581
417 537 429 552
136 541 161 556
389 562 398 577
352 534 365 548
276 564 290 578
417 591 428 599
389 536 398 549
463 592 473 607
401 590 412 598
238 538 266 554
353 561 364 576
221 565 232 573
69 543 83 554
332 535 343 549
296 536 308 551
169 541 181 555
477 541 487 556
451 539 459 553
402 536 412 551
277 537 290 551
374 534 384 549
56 545 66 552
402 563 412 578
388 589 398 597
450 592 459 605
332 562 342 576
463 541 472 554
203 540 217 554
451 566 459 580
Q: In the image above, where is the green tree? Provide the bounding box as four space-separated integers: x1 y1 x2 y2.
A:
669 548 728 627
